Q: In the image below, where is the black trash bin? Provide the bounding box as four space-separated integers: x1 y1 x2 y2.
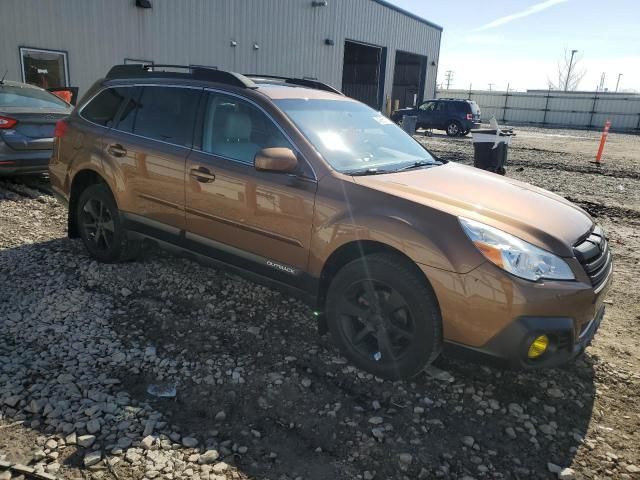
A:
470 129 515 175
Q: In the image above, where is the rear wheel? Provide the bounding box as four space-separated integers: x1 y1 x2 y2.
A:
326 253 442 380
461 128 470 136
76 184 140 263
446 121 462 137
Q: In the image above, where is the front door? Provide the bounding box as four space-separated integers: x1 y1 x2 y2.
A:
185 91 316 275
105 85 202 230
417 100 437 128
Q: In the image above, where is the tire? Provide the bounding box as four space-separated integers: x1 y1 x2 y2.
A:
460 129 470 136
446 121 462 137
326 253 442 380
76 183 140 263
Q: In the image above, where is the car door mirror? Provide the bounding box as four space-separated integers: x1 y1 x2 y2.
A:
254 147 298 173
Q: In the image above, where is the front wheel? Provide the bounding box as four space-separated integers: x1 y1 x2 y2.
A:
326 253 442 380
446 121 462 137
76 184 140 263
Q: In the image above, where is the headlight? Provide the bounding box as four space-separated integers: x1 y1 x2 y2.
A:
459 217 575 281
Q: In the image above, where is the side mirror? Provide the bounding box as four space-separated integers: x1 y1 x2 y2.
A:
254 147 298 173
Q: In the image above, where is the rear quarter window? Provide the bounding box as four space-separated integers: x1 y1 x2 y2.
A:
81 88 129 127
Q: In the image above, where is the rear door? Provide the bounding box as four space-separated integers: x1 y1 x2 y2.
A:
0 85 71 151
104 85 202 230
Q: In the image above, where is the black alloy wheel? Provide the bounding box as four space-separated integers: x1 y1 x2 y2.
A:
326 253 442 380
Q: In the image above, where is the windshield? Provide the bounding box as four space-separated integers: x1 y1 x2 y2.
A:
275 99 438 173
0 85 69 110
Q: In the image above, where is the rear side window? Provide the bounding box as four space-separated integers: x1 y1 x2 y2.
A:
119 86 201 147
0 85 69 110
450 102 469 114
81 88 129 127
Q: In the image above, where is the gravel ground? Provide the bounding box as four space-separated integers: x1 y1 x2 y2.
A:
1 125 640 480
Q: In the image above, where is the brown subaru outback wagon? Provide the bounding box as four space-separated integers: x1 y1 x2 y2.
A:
49 64 613 379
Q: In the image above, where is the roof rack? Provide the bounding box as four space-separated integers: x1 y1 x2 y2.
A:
105 64 257 89
245 74 343 95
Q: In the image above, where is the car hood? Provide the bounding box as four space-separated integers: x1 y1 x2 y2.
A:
352 162 593 256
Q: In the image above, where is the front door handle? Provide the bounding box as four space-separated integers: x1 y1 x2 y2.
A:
190 167 216 183
107 144 127 157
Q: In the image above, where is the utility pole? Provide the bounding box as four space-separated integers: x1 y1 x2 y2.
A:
615 73 623 92
598 72 606 92
488 83 494 91
564 49 578 91
444 70 454 90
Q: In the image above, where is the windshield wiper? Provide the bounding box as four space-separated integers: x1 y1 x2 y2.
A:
393 160 442 172
344 168 395 176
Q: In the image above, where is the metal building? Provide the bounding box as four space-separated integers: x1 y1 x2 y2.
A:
0 0 442 112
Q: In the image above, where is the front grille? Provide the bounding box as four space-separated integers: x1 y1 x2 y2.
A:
573 225 612 289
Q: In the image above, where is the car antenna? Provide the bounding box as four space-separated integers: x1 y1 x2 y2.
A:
0 68 8 85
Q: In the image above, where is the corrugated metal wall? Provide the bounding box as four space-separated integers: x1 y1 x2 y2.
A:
0 0 441 109
438 89 640 131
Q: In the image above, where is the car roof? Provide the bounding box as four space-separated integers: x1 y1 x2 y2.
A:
254 82 354 101
102 64 351 102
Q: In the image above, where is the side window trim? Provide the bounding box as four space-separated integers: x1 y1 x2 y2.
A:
196 88 317 181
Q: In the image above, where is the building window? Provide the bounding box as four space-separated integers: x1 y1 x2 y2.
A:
20 47 69 88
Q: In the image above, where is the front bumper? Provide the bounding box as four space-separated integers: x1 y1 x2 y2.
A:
421 260 612 369
444 306 604 369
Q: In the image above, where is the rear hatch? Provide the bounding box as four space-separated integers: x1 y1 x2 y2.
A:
0 84 72 151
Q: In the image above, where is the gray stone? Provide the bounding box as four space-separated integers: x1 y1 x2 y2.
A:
212 462 229 473
462 436 475 447
77 434 96 448
199 450 220 464
182 436 198 448
84 450 102 467
140 435 155 450
86 419 101 434
45 439 58 450
398 453 413 469
547 463 562 474
559 467 577 479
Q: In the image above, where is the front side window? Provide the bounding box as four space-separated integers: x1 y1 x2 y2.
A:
418 101 436 112
0 85 69 110
275 99 437 173
114 86 201 146
20 47 69 88
81 88 130 127
201 93 292 164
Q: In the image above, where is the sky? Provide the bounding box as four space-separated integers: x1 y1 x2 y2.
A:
388 0 640 92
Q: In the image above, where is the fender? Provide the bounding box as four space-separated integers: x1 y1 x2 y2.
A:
307 176 485 278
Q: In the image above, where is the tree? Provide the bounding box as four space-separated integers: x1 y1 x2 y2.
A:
548 49 587 91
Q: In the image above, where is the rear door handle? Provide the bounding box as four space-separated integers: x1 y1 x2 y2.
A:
190 167 216 183
107 144 127 157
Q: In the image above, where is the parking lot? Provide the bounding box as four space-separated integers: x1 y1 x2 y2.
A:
1 125 639 479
